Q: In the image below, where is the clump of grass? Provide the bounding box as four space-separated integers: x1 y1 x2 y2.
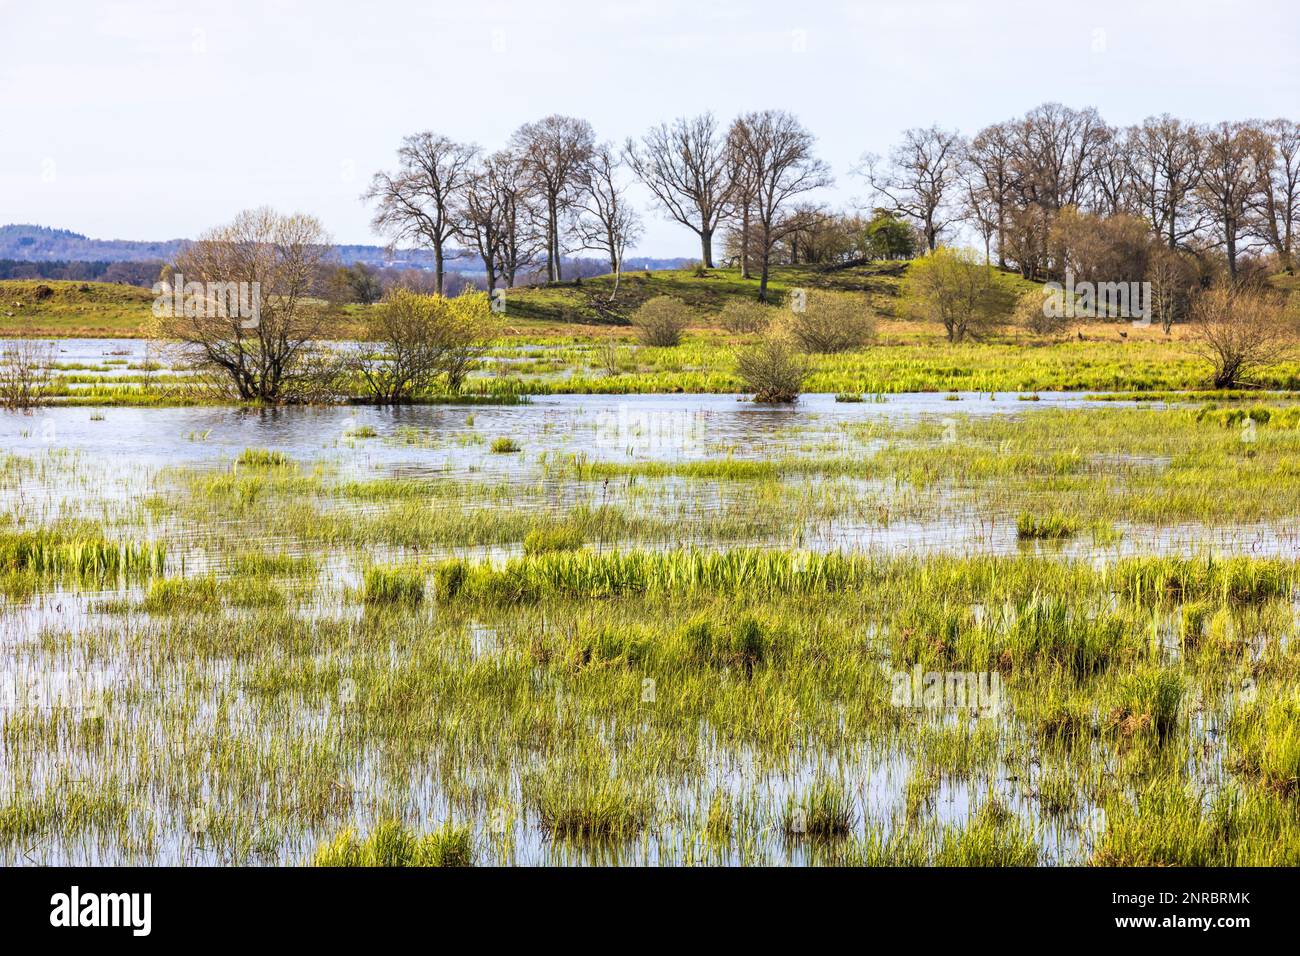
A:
434 559 467 600
522 525 584 555
142 576 221 614
362 566 425 606
678 614 769 675
528 774 648 841
236 448 291 468
904 769 939 820
1114 555 1294 604
704 793 735 843
1035 769 1079 813
783 779 856 839
0 529 166 582
1106 667 1183 742
311 819 473 867
849 798 1038 866
1228 693 1300 795
1015 511 1080 540
227 551 318 577
490 437 521 453
933 799 1038 866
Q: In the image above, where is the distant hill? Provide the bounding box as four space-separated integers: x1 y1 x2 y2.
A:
0 224 694 276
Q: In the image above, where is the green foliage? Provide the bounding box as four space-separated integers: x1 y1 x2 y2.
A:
902 247 1017 343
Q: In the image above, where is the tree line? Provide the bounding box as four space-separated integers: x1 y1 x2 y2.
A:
366 110 845 302
869 104 1298 283
365 104 1299 307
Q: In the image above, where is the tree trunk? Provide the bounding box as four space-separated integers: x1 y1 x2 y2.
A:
996 207 1006 269
700 230 714 269
740 205 751 279
546 196 562 282
434 246 445 296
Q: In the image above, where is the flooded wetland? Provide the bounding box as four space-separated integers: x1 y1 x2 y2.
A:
4 349 1300 865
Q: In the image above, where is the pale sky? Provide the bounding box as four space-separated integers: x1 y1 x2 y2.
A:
2 0 1297 258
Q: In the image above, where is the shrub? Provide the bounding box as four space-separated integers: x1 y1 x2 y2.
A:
632 295 691 347
1191 286 1294 389
902 247 1013 343
735 335 811 403
354 289 495 400
0 340 56 409
787 290 875 353
1014 288 1070 336
718 299 775 335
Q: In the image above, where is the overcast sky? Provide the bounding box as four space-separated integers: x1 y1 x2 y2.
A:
2 0 1297 258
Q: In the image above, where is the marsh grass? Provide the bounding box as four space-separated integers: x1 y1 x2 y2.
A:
362 566 425 606
312 819 473 867
1015 511 1080 539
6 397 1300 866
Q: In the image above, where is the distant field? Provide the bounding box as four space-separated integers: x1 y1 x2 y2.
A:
0 279 156 337
3 266 1299 397
0 262 1016 339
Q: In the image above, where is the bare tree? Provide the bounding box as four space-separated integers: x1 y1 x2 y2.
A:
365 133 478 296
861 125 965 251
1145 244 1199 334
574 143 642 300
1010 103 1110 213
1127 115 1206 250
725 136 759 277
1251 119 1300 274
1191 285 1294 388
461 159 506 293
962 121 1018 266
625 113 734 268
1090 126 1133 217
1195 121 1272 279
510 115 595 282
161 208 332 403
0 339 56 409
727 110 832 301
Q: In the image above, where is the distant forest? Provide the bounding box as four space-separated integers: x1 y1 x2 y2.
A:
0 224 692 288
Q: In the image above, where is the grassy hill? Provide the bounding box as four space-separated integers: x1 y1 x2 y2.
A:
497 260 1043 327
3 264 945 338
0 279 155 337
2 263 1294 343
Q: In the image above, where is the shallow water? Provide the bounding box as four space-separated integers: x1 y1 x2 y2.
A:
0 373 1292 866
